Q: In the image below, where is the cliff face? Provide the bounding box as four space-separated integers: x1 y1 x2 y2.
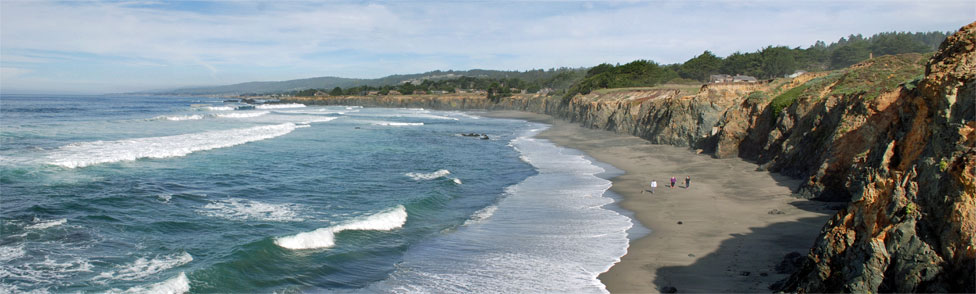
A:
781 22 975 293
285 22 975 292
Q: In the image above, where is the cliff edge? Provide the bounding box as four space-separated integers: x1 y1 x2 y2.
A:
780 21 975 293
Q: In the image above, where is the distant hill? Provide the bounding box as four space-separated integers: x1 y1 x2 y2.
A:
140 69 581 96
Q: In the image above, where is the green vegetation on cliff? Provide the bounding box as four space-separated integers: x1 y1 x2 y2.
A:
554 31 946 105
829 53 931 100
764 53 929 118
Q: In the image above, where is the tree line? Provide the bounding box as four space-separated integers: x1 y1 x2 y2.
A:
289 30 948 102
290 68 586 97
561 30 948 102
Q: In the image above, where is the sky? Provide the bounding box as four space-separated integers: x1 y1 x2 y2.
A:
1 0 973 94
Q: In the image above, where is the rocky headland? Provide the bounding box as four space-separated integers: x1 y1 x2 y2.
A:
286 22 975 292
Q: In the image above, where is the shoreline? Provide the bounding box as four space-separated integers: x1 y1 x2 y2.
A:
479 110 837 293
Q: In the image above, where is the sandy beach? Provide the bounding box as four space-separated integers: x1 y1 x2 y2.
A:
481 110 837 293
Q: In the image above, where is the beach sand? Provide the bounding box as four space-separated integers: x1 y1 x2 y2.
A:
481 111 836 293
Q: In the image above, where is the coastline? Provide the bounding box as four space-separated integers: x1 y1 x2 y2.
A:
480 110 836 293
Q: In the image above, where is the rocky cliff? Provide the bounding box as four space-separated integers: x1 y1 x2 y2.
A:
287 22 975 292
780 22 975 293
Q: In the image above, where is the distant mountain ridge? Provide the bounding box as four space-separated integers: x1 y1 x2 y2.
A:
139 69 565 96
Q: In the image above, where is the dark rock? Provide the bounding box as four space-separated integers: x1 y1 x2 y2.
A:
677 221 683 225
767 209 786 215
775 251 805 274
661 286 678 293
688 253 695 257
827 204 846 210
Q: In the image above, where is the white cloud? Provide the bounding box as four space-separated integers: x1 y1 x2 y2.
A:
1 67 31 78
1 0 973 93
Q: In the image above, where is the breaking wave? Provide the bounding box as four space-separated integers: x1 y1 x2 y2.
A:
373 121 424 126
47 123 298 168
463 204 497 225
212 111 270 118
255 103 306 109
26 218 67 230
405 169 451 181
109 272 190 294
274 205 407 250
197 106 234 111
152 114 205 121
97 252 192 281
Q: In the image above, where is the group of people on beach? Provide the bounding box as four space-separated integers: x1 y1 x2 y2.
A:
647 176 690 194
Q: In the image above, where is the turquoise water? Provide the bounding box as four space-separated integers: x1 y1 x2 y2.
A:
0 95 633 293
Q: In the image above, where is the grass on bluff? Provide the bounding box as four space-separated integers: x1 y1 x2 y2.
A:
591 83 702 97
765 53 928 119
829 53 929 100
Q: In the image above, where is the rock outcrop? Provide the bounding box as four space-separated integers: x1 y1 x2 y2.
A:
780 21 975 293
286 21 976 292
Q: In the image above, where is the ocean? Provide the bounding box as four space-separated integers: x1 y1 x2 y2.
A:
0 94 635 293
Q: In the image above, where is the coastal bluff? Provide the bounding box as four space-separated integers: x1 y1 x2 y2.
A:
285 22 975 292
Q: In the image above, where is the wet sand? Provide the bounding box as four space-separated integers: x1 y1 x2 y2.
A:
480 110 835 293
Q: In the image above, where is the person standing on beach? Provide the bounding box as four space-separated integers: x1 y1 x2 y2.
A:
670 176 676 189
685 176 691 188
650 180 657 194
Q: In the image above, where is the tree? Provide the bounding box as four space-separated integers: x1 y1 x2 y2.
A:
721 51 762 76
830 41 869 69
586 63 615 78
330 87 343 96
678 51 723 81
487 82 500 103
760 46 797 78
399 82 415 95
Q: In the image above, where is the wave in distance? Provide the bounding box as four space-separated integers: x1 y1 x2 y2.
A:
47 123 298 168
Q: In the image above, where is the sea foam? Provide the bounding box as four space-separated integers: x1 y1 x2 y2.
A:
109 272 190 294
153 114 205 121
256 103 306 109
366 125 632 294
275 205 407 250
47 123 297 168
213 111 270 118
405 169 451 181
0 246 25 262
198 106 234 111
97 252 192 281
26 218 67 230
373 121 424 126
201 199 302 222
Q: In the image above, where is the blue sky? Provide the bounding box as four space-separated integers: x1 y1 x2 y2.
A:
1 0 973 94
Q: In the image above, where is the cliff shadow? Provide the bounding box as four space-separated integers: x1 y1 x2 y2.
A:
652 215 831 293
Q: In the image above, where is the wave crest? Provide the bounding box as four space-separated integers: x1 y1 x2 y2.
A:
152 115 205 121
47 123 297 168
26 218 67 230
213 111 270 118
255 103 306 109
275 205 407 250
373 121 423 126
109 272 190 294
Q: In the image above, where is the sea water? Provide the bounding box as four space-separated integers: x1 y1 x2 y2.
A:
0 94 633 293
